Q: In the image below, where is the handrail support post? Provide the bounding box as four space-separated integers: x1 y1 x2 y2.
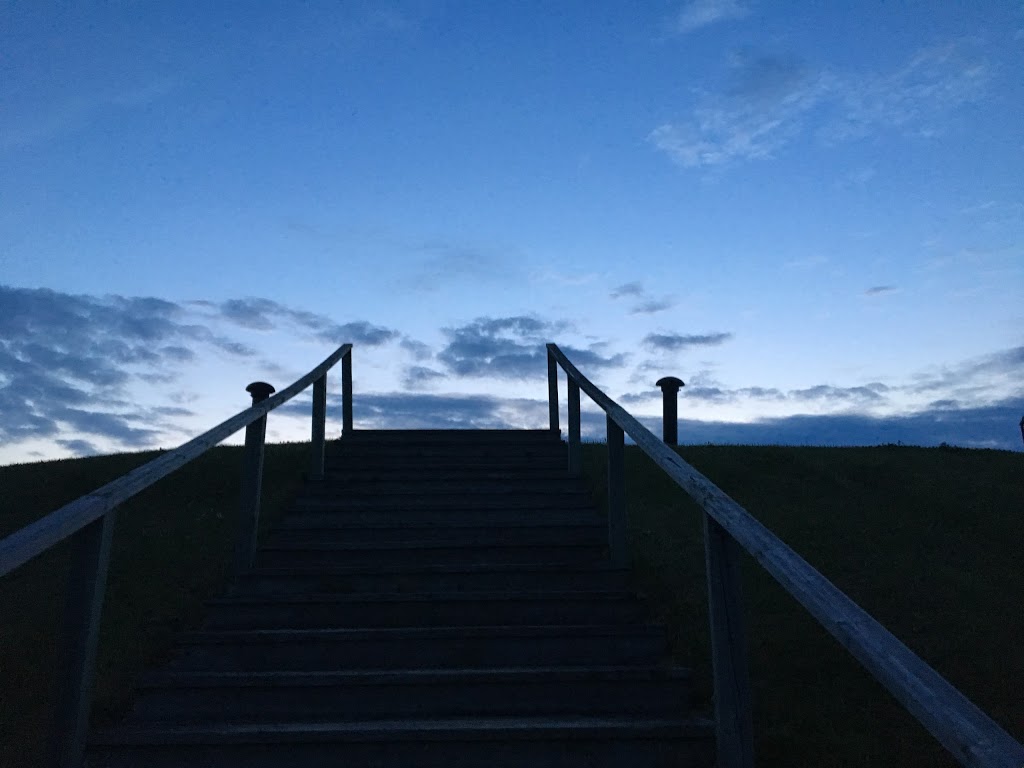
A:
342 350 353 436
236 381 275 576
547 349 559 434
568 379 581 475
705 514 755 768
52 510 117 768
310 373 327 480
606 416 627 567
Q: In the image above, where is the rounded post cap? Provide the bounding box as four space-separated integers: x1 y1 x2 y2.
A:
656 376 685 392
246 381 276 402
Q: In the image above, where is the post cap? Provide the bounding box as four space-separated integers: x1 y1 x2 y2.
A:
656 376 685 392
245 381 276 402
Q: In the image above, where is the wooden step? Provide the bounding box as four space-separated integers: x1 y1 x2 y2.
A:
203 591 643 629
90 716 716 767
254 541 606 568
265 523 605 547
167 625 668 672
130 666 693 722
232 564 631 596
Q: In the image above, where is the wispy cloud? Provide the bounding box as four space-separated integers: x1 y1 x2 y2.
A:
214 297 399 346
650 41 988 169
610 281 645 299
673 0 749 34
864 285 899 296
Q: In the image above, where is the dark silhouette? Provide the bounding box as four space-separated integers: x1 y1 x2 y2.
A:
656 376 685 445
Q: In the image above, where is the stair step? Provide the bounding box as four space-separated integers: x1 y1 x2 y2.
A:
90 716 716 768
266 524 605 547
255 541 606 568
276 509 603 527
168 625 667 672
204 591 642 629
289 494 595 511
130 666 692 722
339 429 560 442
233 564 631 595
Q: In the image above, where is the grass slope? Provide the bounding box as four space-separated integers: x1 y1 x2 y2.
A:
0 442 1020 766
0 443 310 768
580 443 1023 767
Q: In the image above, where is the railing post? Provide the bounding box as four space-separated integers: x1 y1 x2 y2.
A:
310 373 327 480
656 376 685 445
342 349 353 436
547 349 559 434
704 515 755 768
236 381 274 576
606 415 627 567
567 379 581 475
52 510 116 768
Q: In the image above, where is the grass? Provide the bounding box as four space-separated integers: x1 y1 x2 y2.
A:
0 442 311 768
1 440 1021 766
579 442 1023 767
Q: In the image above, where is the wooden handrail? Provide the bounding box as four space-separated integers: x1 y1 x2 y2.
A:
546 343 1024 768
0 344 351 578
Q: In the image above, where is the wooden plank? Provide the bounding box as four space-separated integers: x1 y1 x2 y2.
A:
606 416 627 568
52 511 116 768
546 343 1024 768
235 415 268 576
0 344 352 578
568 379 581 476
704 515 754 768
310 374 327 480
547 351 559 433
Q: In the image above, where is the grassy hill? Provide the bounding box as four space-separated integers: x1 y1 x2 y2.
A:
0 441 1021 767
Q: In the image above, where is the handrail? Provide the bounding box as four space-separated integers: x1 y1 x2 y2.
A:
0 343 352 578
546 343 1024 768
0 342 353 768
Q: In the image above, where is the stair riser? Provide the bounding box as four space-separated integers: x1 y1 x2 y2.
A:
254 546 605 568
265 527 606 547
234 570 630 595
131 678 690 722
203 601 643 630
169 635 666 672
310 479 586 493
88 737 712 768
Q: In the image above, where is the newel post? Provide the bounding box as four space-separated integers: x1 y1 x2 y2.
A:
310 373 327 480
236 381 274 576
342 350 353 435
547 349 559 433
656 376 684 445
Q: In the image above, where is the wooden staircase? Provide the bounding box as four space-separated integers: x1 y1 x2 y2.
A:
87 430 715 766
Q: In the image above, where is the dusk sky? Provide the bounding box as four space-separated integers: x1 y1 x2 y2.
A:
2 0 1022 465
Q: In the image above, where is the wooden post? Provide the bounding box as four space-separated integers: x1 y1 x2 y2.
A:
236 381 274 576
704 514 755 768
547 350 559 433
606 416 627 567
1019 415 1023 449
656 376 685 446
310 373 327 481
568 379 581 475
342 350 353 435
52 510 116 768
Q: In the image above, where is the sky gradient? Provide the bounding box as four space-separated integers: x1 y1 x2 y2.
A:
2 0 1022 465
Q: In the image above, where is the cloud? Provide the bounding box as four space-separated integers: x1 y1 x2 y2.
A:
651 42 987 169
55 439 101 457
405 242 512 292
789 384 887 403
403 366 447 390
437 316 625 380
610 281 675 314
643 332 734 351
673 0 749 34
610 282 645 299
400 338 433 360
864 285 898 296
630 298 676 315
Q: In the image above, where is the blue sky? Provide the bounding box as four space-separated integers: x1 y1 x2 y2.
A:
2 0 1022 464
